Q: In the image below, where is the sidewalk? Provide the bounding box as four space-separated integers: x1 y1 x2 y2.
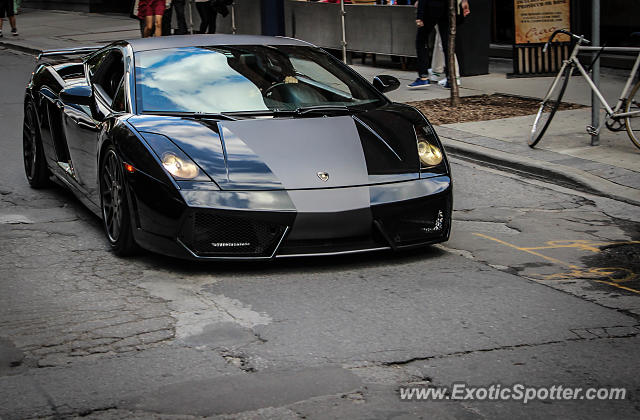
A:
2 8 639 205
0 9 139 54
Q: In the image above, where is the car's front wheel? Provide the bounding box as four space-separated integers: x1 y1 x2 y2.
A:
100 145 137 256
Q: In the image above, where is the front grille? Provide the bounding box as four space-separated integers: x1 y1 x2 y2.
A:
179 211 287 257
373 193 451 247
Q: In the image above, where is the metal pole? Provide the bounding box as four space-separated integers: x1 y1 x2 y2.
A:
591 0 600 146
340 0 347 64
187 0 194 34
232 2 237 34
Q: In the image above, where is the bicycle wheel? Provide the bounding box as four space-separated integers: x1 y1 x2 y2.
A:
624 79 640 150
529 65 574 148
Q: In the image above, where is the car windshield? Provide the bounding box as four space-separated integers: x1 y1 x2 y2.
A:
134 45 385 114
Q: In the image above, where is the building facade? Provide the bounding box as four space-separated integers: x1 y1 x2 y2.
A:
492 0 640 47
22 0 639 49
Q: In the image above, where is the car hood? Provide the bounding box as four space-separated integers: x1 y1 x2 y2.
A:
129 108 425 191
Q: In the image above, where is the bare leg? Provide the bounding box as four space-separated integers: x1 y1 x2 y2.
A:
143 16 153 38
154 15 162 37
9 16 16 30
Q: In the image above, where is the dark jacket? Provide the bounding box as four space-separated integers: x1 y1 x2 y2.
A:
417 0 466 24
212 0 234 17
417 0 447 20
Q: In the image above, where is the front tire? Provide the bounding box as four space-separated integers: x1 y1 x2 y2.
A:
624 80 640 150
529 65 573 148
23 101 51 188
100 146 137 256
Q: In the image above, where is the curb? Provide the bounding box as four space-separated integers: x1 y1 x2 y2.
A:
442 137 640 207
0 41 41 56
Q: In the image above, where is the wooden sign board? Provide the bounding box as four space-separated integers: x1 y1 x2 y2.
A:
514 0 571 44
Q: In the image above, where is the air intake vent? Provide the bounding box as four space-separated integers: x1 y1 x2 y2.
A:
373 193 451 246
179 211 287 257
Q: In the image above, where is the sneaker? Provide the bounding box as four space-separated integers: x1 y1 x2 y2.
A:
428 68 444 82
439 79 451 89
408 78 431 88
438 78 461 88
11 27 18 36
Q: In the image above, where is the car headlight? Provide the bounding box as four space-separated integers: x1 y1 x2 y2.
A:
162 152 200 180
415 124 444 168
139 132 208 182
417 140 443 167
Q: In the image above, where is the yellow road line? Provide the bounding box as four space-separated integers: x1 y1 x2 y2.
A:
525 240 640 253
541 267 636 283
473 233 640 295
472 233 580 269
595 280 640 295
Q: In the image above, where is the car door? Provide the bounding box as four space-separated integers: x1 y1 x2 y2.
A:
63 48 126 203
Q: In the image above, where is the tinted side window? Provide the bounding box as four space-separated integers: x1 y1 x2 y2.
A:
93 51 125 104
112 80 126 112
86 50 110 79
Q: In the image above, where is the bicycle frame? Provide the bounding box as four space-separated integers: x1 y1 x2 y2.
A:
564 43 640 120
531 29 640 149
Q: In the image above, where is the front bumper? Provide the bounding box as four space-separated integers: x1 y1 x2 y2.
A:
127 175 452 260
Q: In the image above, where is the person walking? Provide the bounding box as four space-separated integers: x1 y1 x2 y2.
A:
408 0 470 89
195 0 217 34
131 0 145 36
138 0 165 37
212 0 233 28
0 0 18 37
163 0 187 35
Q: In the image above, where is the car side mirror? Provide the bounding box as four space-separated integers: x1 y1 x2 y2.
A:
373 75 400 93
60 85 93 106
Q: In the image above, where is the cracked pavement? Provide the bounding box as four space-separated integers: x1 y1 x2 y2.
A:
1 48 640 419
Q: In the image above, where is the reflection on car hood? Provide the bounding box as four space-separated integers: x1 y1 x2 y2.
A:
218 116 369 190
128 109 425 191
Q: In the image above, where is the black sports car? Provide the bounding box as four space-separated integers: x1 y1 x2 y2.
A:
23 35 452 260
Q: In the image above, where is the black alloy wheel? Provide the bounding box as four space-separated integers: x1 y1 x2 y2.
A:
100 146 137 256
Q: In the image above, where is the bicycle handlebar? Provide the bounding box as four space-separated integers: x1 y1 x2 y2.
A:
542 29 591 53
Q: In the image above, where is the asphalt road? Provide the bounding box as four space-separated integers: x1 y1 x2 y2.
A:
1 47 639 419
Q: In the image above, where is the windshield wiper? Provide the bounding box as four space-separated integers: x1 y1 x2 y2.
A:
223 109 293 117
173 106 352 120
294 105 351 115
143 111 238 121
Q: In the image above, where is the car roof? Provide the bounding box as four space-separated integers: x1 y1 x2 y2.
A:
127 34 313 52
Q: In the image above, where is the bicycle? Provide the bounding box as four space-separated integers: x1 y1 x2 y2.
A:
529 29 640 150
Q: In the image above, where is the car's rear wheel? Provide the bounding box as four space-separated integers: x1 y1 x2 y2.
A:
100 146 137 256
23 101 51 188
